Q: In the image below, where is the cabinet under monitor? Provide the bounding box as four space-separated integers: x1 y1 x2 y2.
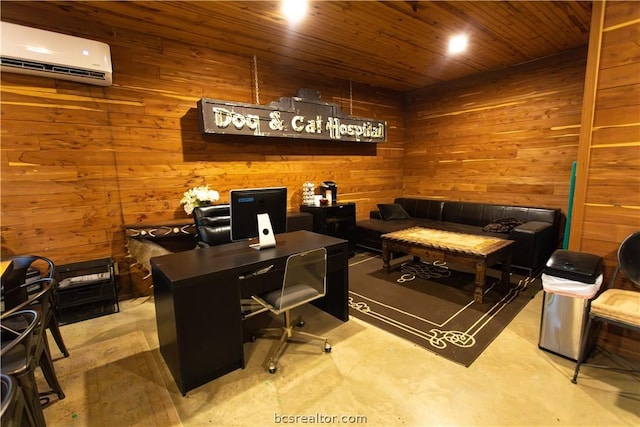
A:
300 203 356 257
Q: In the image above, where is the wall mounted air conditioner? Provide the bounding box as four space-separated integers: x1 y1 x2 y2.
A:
0 21 112 86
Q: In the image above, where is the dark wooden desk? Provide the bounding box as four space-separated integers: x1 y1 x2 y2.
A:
150 230 349 396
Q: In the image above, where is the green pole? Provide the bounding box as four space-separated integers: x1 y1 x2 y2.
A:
563 161 577 249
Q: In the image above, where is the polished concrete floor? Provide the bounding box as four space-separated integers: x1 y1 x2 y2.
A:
40 269 639 426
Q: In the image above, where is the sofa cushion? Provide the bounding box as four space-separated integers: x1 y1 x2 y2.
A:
377 203 411 220
394 198 443 220
482 217 524 234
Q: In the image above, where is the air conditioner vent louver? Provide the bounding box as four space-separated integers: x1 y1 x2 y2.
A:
1 57 107 80
0 21 112 86
2 57 44 71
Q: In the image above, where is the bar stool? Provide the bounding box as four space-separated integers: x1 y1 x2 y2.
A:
2 278 65 402
2 255 69 358
1 309 45 427
1 373 37 427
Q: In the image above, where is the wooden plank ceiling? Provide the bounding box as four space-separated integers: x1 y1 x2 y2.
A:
1 1 592 92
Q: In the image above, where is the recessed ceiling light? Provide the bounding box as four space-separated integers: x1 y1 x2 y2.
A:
448 34 468 55
281 0 308 25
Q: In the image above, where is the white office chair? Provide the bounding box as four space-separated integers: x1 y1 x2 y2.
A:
251 247 332 374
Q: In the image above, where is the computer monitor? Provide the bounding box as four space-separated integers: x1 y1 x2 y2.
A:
230 186 288 250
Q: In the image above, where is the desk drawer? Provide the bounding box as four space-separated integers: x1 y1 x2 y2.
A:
238 261 285 298
238 244 346 298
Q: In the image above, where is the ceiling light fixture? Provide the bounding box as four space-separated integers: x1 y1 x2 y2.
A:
448 34 468 55
281 0 308 25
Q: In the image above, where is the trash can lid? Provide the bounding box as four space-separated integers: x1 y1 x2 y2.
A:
544 249 603 284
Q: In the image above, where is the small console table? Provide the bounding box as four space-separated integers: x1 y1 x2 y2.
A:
300 203 356 256
124 219 197 252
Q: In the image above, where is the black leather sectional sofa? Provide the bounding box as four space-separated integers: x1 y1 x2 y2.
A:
356 197 565 275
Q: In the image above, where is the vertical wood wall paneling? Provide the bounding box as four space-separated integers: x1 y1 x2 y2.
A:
569 1 605 253
571 0 640 360
0 3 404 297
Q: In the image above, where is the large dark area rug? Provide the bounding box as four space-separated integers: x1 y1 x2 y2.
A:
348 252 541 366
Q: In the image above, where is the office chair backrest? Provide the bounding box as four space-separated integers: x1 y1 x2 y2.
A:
617 231 640 287
192 204 232 247
276 247 327 312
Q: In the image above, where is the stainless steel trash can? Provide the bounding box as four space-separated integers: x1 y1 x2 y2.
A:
538 250 603 360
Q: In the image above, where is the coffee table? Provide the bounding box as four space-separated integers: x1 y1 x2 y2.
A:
381 227 513 303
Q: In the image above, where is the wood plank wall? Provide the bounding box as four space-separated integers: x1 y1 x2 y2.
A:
569 0 640 358
571 0 640 262
2 2 636 320
402 48 588 215
402 1 640 359
0 2 404 297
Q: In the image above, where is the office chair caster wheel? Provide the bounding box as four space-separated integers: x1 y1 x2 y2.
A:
251 335 257 342
324 342 332 353
268 365 277 374
297 320 305 327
